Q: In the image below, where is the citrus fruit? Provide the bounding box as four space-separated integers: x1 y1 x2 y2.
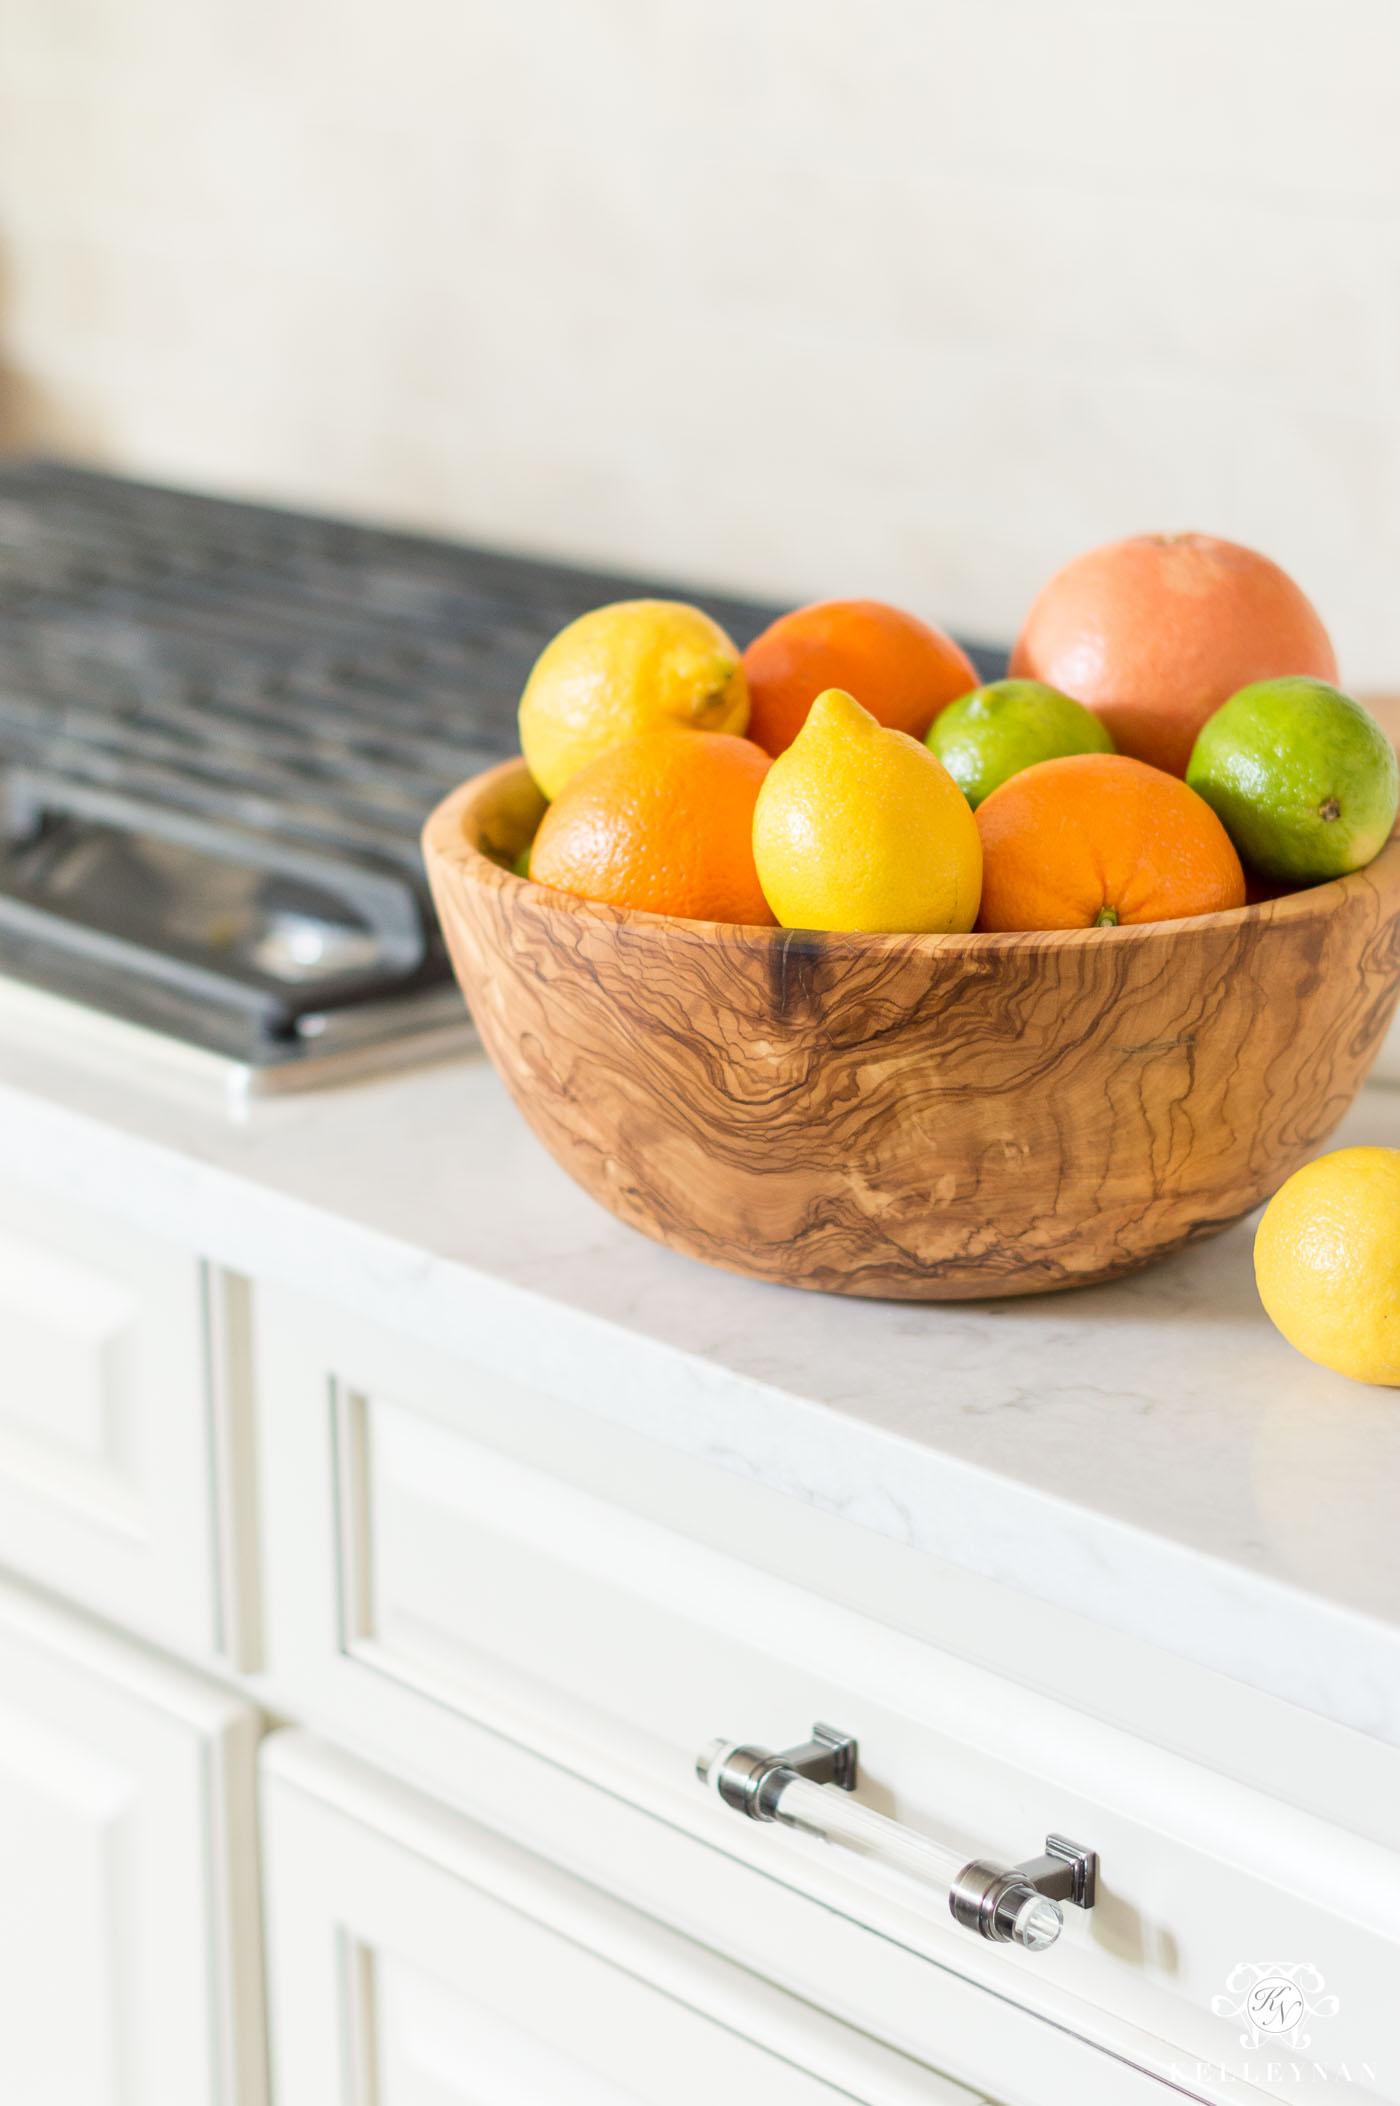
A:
1010 533 1338 777
528 729 775 924
1185 677 1399 883
925 678 1113 808
975 752 1245 931
519 600 748 799
742 599 978 758
751 687 981 933
1254 1147 1400 1385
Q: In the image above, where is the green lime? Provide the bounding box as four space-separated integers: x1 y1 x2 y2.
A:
1185 678 1398 883
512 844 533 879
925 679 1113 808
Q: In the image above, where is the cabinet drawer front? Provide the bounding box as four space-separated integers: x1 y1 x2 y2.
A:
0 1577 265 2106
262 1731 992 2106
256 1287 1397 2101
0 1179 220 1653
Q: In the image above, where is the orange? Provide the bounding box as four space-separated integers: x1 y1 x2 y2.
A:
975 753 1246 932
742 599 978 757
1010 533 1338 777
528 729 776 924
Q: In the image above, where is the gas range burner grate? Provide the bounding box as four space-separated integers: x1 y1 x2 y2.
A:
0 462 809 1075
0 462 1004 1079
0 460 788 868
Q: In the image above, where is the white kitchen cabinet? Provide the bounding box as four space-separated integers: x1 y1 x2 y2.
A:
0 1068 1396 2104
0 1575 266 2106
262 1729 994 2106
0 1176 245 1660
254 1282 1400 2101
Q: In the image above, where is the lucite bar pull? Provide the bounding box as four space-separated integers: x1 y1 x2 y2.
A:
697 1722 1096 1956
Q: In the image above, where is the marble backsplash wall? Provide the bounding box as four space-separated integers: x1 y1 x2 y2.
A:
0 0 1396 677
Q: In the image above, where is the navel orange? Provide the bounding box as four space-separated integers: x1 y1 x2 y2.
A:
1010 533 1337 777
528 730 775 924
975 752 1246 931
742 599 978 757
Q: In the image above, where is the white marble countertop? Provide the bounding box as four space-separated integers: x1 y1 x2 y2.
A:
1 981 1399 1747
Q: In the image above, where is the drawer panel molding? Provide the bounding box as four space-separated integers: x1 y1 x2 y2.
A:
0 1181 224 1654
257 1285 1398 2099
0 1575 266 2106
262 1730 1001 2106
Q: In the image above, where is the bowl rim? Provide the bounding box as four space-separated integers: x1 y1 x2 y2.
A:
423 757 1400 955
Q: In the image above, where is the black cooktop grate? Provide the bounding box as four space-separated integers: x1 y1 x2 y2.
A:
0 459 790 872
0 459 1003 1071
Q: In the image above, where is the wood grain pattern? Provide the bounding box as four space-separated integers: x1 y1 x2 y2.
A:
424 760 1400 1300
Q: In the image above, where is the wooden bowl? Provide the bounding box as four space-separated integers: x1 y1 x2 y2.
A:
423 761 1400 1300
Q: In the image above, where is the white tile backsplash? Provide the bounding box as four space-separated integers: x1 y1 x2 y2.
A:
0 0 1396 673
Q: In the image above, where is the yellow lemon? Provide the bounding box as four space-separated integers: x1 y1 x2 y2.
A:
752 686 981 932
519 599 748 800
1254 1147 1400 1386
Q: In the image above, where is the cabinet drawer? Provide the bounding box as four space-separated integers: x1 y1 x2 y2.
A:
262 1731 993 2106
256 1285 1397 2101
0 1178 227 1655
0 1575 265 2106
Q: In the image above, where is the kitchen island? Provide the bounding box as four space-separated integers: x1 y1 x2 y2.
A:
0 986 1396 2105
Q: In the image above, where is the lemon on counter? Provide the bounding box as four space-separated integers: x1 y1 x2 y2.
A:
519 599 749 800
751 686 981 932
1254 1147 1400 1386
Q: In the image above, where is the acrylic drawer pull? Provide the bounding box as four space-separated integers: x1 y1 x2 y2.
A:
697 1722 1096 1954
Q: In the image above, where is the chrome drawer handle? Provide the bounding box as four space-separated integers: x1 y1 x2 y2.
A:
697 1723 1096 1954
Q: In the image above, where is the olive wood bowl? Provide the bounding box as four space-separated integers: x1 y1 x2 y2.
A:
423 760 1400 1300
